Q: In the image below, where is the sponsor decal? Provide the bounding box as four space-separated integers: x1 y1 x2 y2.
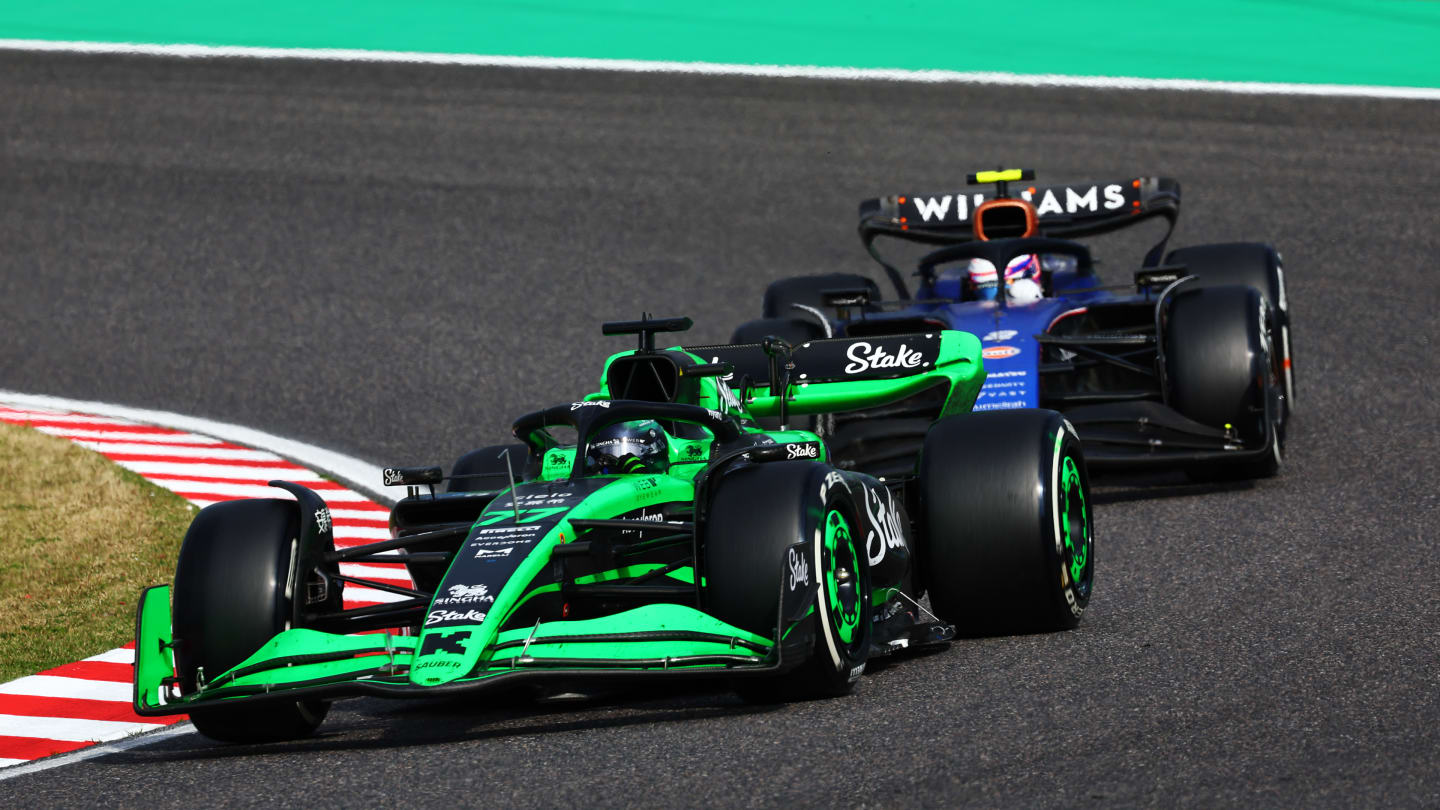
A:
973 401 1027 411
820 470 849 501
436 583 496 604
313 507 332 534
570 400 611 410
419 632 470 657
715 376 743 411
684 443 704 460
785 442 819 460
546 453 568 467
848 664 866 682
787 547 810 590
982 345 1022 360
844 341 925 375
980 329 1018 342
382 468 405 486
471 525 543 540
987 370 1028 378
474 546 514 560
863 486 906 566
426 609 487 626
906 184 1130 224
706 408 724 422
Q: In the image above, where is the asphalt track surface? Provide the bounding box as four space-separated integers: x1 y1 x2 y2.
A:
2 52 1439 806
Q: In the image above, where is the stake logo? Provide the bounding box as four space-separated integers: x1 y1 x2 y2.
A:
570 400 611 410
785 443 819 460
426 609 487 626
787 547 810 590
844 341 924 374
864 486 906 566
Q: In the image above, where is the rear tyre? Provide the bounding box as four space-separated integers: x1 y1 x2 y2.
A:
918 410 1093 633
1165 242 1294 415
762 273 881 320
172 499 329 742
1164 285 1283 480
704 462 871 701
449 442 531 493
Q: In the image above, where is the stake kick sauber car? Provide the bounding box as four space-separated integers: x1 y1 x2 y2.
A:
133 317 1095 743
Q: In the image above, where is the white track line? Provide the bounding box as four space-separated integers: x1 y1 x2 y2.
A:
34 427 222 444
0 714 165 743
0 725 194 783
67 440 287 461
0 38 1437 100
0 390 392 502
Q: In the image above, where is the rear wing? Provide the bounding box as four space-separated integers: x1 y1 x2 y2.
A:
680 331 983 420
858 176 1181 297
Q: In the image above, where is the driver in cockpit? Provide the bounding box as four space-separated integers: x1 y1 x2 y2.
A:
584 420 670 475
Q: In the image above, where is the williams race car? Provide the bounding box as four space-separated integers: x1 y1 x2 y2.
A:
133 316 1095 743
731 169 1293 479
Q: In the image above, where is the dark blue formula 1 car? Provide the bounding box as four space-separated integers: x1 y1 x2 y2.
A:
730 170 1293 480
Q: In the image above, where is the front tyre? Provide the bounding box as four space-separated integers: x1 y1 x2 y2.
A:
1165 242 1294 415
172 499 329 742
918 410 1094 633
704 462 871 700
1164 285 1283 480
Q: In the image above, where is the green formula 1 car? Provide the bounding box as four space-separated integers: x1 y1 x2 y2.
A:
133 316 1095 742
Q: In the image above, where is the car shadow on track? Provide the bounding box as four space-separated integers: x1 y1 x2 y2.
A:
1088 469 1257 505
99 685 783 765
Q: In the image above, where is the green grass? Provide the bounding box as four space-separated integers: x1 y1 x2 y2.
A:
0 420 195 683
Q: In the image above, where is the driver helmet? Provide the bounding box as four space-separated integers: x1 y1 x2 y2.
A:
585 419 669 475
963 254 1042 302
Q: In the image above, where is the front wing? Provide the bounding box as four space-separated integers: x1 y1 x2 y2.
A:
133 587 794 716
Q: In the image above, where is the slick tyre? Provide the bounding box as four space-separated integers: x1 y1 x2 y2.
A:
704 462 871 701
1164 285 1283 480
1165 242 1294 415
449 442 531 493
918 410 1093 634
172 499 328 743
761 273 881 320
